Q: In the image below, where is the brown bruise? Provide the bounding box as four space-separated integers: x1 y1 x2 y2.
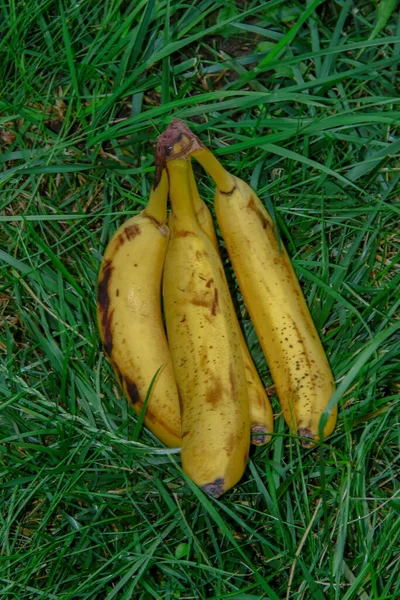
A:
190 283 218 315
191 297 213 309
124 378 141 404
211 288 219 316
113 223 141 251
97 259 114 357
205 377 224 406
124 224 141 240
205 278 214 288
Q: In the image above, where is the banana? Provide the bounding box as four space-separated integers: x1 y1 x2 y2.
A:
160 152 250 496
189 143 337 446
188 160 219 250
188 161 274 445
96 168 181 447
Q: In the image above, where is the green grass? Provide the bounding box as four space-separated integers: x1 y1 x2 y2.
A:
1 0 399 598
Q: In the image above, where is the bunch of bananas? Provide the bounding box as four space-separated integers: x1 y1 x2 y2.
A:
96 119 337 497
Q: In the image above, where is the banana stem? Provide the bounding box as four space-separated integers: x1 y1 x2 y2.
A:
156 118 234 194
191 147 235 194
145 168 168 224
167 159 197 230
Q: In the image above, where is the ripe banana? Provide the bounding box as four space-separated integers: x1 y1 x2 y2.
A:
189 142 337 446
96 168 181 447
160 152 250 497
188 161 274 445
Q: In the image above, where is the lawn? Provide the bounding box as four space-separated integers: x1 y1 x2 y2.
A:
1 1 399 599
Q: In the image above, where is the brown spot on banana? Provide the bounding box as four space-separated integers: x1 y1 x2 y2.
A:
211 288 219 316
205 278 214 288
124 224 141 240
112 223 141 251
97 260 114 357
191 297 213 309
124 378 141 405
205 377 224 406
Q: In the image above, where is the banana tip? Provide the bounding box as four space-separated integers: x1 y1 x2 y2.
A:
298 428 316 448
251 425 271 446
201 478 225 498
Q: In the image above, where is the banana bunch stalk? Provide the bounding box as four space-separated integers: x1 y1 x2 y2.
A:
163 119 337 446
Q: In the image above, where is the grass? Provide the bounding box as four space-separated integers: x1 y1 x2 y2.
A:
1 0 399 598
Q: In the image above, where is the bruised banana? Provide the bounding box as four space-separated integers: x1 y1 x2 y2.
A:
188 160 274 445
189 141 337 446
161 153 250 497
97 168 181 447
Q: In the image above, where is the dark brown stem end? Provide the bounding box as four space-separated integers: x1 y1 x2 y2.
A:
154 119 203 188
201 477 225 498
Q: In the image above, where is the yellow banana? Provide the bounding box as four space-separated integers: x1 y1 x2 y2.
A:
161 152 250 497
188 160 219 249
190 143 337 446
96 169 181 447
188 161 274 445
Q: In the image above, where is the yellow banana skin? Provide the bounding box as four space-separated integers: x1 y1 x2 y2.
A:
188 162 274 445
162 156 250 496
96 169 181 447
191 149 337 446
